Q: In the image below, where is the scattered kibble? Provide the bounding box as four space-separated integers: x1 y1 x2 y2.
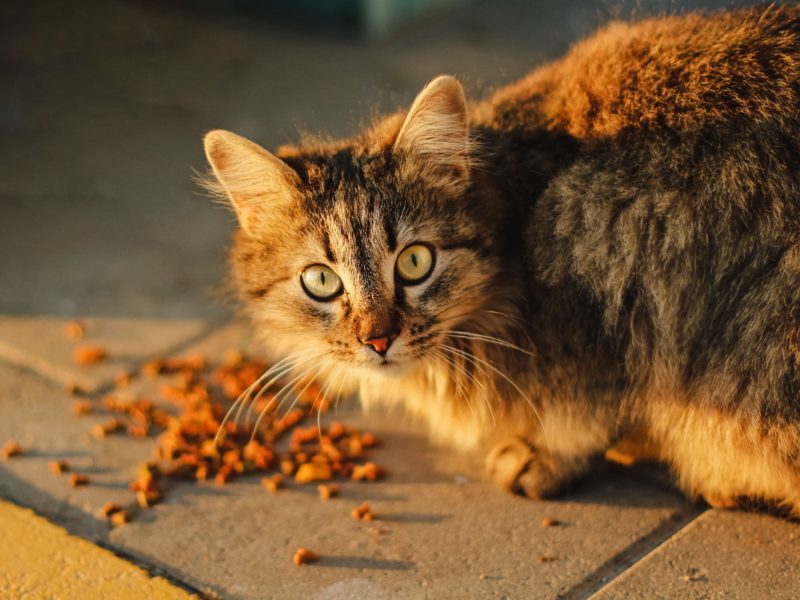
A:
48 460 69 475
69 473 89 487
318 483 338 500
73 345 107 365
538 554 558 563
110 510 130 526
63 321 85 341
115 371 132 388
72 400 93 416
99 502 122 518
294 462 332 484
351 462 385 482
293 547 318 566
61 347 385 513
1 441 22 460
351 502 374 522
541 518 561 528
261 474 283 493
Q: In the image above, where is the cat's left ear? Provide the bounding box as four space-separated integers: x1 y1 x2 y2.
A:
393 75 471 195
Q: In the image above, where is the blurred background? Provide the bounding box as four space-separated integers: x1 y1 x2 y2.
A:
1 0 764 321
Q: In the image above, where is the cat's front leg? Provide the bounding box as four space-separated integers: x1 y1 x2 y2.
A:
486 437 598 498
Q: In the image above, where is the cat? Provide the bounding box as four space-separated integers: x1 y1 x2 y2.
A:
202 4 800 516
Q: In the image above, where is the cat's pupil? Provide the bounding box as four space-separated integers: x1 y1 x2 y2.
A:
412 254 418 267
320 272 326 286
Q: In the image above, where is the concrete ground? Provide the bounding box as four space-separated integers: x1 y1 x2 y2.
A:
2 0 797 598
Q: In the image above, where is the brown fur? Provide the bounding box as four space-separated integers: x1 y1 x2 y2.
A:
204 5 800 516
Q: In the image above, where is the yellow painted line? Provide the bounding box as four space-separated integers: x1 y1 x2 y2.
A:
0 499 194 599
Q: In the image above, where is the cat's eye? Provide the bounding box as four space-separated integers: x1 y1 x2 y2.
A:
395 243 435 284
300 265 343 301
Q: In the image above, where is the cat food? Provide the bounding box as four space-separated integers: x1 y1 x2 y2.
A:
110 510 130 526
136 489 162 508
261 474 283 492
69 473 89 487
293 547 318 566
48 460 69 475
541 518 561 528
63 321 85 341
351 502 374 522
318 483 338 500
73 345 107 365
72 400 94 416
1 441 22 460
63 350 384 516
294 462 332 484
351 462 385 482
99 502 122 518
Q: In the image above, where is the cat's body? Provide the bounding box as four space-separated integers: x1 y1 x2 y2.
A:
205 5 800 515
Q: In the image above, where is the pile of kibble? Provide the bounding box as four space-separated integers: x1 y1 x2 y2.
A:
0 323 388 563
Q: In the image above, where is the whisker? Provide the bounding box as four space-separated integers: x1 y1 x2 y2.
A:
441 330 534 356
440 344 497 427
214 352 310 446
249 357 328 443
241 352 324 428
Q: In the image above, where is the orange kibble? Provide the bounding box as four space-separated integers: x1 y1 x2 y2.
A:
360 433 378 447
280 457 295 476
71 400 93 416
73 345 107 365
347 437 363 458
63 321 85 341
328 422 345 439
351 462 385 482
110 510 130 526
136 489 161 508
48 460 69 475
69 473 89 487
294 462 332 484
1 441 22 460
317 484 339 501
99 502 122 518
541 517 561 528
351 502 374 522
293 547 318 566
261 474 283 493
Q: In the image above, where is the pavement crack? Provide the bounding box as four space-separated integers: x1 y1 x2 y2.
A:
556 505 707 600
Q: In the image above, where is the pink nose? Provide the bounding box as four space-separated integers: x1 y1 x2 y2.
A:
363 335 393 356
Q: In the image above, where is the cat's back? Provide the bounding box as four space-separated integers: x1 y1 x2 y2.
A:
485 5 800 139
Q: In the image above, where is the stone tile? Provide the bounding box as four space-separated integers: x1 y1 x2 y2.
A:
0 499 192 600
0 362 161 539
0 315 210 392
593 509 800 599
0 324 696 598
109 406 695 600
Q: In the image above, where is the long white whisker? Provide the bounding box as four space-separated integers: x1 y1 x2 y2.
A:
242 352 324 428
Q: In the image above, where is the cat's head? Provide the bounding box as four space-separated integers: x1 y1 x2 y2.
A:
203 76 511 378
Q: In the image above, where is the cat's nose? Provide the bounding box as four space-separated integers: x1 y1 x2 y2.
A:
361 332 397 357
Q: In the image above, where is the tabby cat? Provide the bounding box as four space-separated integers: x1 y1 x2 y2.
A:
203 5 800 515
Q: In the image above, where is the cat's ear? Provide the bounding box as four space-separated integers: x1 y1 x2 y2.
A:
203 130 301 237
393 75 470 194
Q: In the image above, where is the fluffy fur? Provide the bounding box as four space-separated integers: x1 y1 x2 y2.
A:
204 5 800 516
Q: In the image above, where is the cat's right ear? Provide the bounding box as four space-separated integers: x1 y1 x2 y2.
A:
203 130 301 237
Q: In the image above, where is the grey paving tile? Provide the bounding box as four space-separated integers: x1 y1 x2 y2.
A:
593 509 800 600
0 316 210 392
0 324 695 599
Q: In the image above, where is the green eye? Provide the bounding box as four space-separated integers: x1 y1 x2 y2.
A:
300 265 343 301
396 244 435 284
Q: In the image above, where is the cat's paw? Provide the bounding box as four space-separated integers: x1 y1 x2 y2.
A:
486 437 535 491
486 438 566 498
